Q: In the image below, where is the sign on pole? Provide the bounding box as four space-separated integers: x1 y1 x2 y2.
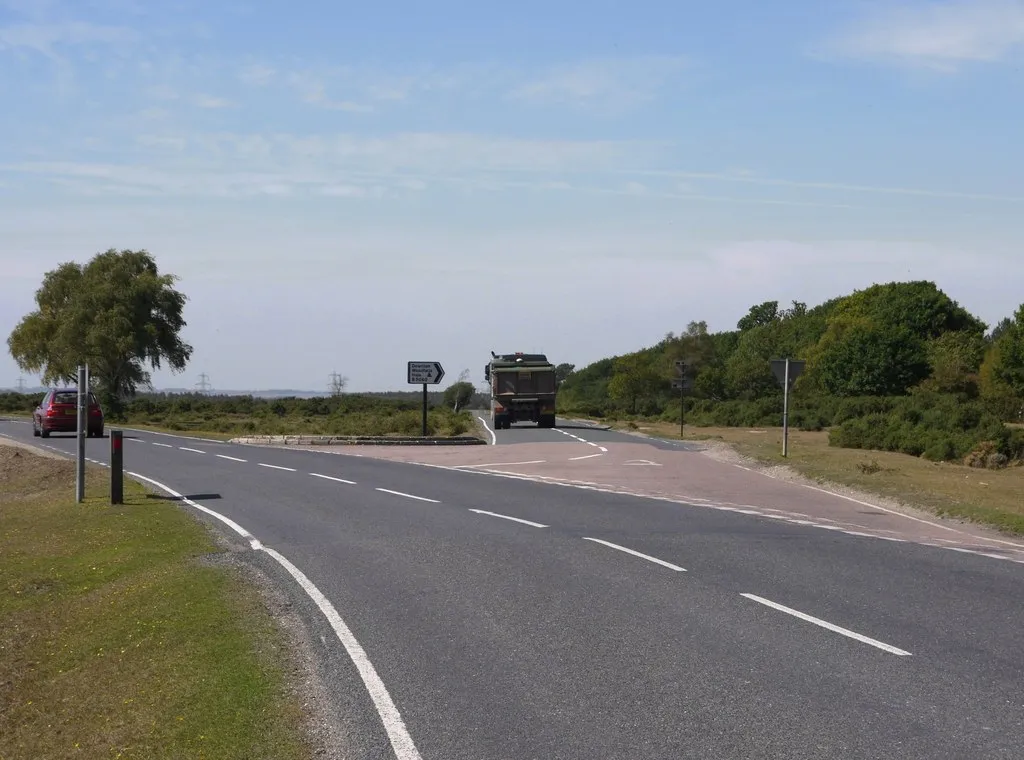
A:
672 362 692 437
770 358 805 457
407 361 445 436
407 361 445 385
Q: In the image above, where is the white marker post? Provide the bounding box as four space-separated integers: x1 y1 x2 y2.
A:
770 357 805 458
76 364 88 502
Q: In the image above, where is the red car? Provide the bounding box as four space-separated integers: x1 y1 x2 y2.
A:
32 388 105 438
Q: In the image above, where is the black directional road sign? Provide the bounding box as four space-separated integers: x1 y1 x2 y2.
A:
407 361 446 385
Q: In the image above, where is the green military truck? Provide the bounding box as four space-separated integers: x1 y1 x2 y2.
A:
484 352 558 429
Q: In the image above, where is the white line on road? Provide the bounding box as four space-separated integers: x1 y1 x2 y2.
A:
311 472 357 485
569 453 603 461
260 546 424 759
740 593 912 656
126 471 423 759
217 454 247 462
469 509 548 528
582 537 686 572
476 415 497 446
153 442 173 448
179 446 206 454
376 488 439 503
259 463 296 472
456 460 546 468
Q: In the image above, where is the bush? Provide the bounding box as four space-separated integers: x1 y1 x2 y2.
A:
828 394 1008 462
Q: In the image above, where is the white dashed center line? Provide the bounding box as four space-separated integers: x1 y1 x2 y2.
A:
259 463 296 472
179 447 205 454
740 593 912 656
153 442 173 448
311 473 357 485
468 509 548 528
376 488 439 503
217 454 247 462
583 537 686 572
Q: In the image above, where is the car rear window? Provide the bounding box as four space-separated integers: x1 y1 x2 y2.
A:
52 391 99 405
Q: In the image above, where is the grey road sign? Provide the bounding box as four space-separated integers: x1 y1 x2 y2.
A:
408 361 445 385
671 378 694 391
771 358 805 388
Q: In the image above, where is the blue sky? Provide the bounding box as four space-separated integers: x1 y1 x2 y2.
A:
2 0 1023 392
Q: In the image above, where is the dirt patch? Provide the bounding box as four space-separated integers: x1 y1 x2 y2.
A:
0 438 75 504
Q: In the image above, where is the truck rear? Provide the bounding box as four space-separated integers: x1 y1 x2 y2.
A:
484 352 558 429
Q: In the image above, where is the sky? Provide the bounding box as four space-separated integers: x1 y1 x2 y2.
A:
1 0 1023 393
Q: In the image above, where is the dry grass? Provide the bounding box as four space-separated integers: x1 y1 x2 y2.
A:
0 443 313 760
610 421 1024 536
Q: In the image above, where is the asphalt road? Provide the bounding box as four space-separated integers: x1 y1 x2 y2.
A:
4 418 1024 759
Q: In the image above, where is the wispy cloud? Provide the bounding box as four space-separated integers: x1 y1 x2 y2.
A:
508 55 690 110
821 0 1024 71
0 20 137 57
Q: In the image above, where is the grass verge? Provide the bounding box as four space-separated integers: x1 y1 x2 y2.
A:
0 441 314 759
592 419 1024 536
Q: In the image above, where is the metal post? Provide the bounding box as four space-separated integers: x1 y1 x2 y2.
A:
422 383 428 437
110 429 124 504
679 384 684 438
782 358 790 458
76 365 87 502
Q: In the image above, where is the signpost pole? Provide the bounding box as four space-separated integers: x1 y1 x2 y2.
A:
680 383 684 438
770 357 805 459
76 365 87 503
407 361 445 436
782 358 790 458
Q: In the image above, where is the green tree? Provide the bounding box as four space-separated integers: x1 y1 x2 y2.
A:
815 323 930 396
7 249 192 416
923 330 987 394
736 300 780 331
443 381 475 412
979 304 1024 419
607 353 661 414
554 363 576 386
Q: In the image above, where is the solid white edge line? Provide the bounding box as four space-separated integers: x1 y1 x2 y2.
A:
468 509 548 528
259 546 423 759
217 454 248 462
582 537 686 572
125 471 423 759
476 415 497 446
310 472 357 485
375 487 439 503
179 446 206 454
259 463 296 471
128 471 253 539
740 593 912 656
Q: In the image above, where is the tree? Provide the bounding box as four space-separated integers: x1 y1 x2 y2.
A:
815 323 930 397
554 363 575 386
607 353 661 414
978 304 1024 418
737 301 780 331
923 330 986 395
443 369 476 412
7 249 192 416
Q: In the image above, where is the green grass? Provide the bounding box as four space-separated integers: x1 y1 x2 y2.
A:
0 443 314 759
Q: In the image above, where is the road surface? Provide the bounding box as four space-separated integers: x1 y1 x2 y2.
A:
3 417 1023 759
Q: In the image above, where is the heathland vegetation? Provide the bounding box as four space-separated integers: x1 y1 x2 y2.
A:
556 281 1024 468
